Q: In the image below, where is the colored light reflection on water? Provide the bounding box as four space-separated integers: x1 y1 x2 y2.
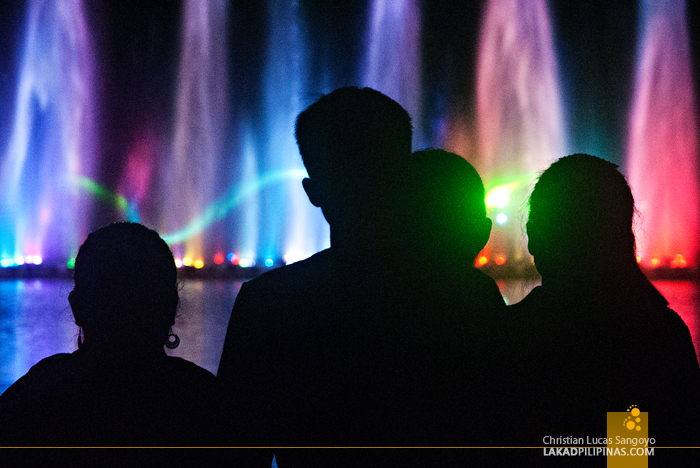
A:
0 279 243 394
2 278 698 396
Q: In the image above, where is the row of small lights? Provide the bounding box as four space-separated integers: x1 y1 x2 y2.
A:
475 255 507 267
636 254 688 269
0 252 691 270
173 253 276 270
475 253 691 269
0 255 43 267
4 253 293 270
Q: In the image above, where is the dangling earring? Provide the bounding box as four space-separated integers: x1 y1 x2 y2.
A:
165 328 180 349
77 328 85 349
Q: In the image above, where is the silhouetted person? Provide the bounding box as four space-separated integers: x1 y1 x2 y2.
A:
217 87 414 452
0 222 219 446
388 149 507 445
509 154 700 446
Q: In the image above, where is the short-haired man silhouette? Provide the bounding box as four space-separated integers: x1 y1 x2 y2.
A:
217 88 413 448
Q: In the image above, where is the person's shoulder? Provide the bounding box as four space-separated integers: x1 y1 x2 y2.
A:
240 248 334 292
641 303 696 345
657 305 692 329
0 353 73 406
165 356 216 381
509 285 546 311
468 267 501 289
15 353 75 382
464 267 506 307
28 352 74 369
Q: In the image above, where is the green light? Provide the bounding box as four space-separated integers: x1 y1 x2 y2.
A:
485 181 522 209
73 176 137 221
162 169 308 244
67 258 75 269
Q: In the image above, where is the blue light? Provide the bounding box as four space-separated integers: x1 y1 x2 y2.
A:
226 252 234 262
264 258 274 267
0 259 14 268
496 213 508 224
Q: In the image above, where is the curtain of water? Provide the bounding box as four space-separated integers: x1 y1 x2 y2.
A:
0 0 95 264
162 0 229 264
476 0 565 263
263 0 329 264
362 0 422 147
626 0 699 268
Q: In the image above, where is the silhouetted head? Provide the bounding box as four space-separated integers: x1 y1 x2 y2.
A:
295 87 412 232
527 154 637 282
69 222 179 352
400 149 492 266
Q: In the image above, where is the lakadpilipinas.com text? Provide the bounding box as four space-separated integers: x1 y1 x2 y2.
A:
542 436 655 457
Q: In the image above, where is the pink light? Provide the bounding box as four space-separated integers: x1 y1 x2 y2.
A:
118 128 156 208
476 0 564 264
627 0 698 268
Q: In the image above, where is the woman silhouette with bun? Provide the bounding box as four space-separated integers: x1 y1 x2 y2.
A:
509 154 700 446
0 222 219 446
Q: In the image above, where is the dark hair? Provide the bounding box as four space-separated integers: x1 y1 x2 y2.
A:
71 222 179 348
295 87 412 184
527 153 637 266
401 149 489 262
408 148 487 217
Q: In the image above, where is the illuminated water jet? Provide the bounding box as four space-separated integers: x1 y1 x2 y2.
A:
626 0 699 268
0 0 96 263
260 0 329 262
162 0 229 262
0 2 697 275
476 0 566 263
362 0 422 146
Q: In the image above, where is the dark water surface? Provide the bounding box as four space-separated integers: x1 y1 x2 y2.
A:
1 278 698 394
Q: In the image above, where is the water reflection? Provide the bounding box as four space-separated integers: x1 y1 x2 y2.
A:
1 278 698 394
0 280 75 394
0 278 241 393
169 279 242 374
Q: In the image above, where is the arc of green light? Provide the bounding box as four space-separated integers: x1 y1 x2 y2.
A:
75 176 127 210
161 169 309 244
75 176 139 221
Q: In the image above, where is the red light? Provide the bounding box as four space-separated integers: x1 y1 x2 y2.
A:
476 256 489 267
495 255 506 265
650 258 660 267
671 254 687 269
214 253 225 264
